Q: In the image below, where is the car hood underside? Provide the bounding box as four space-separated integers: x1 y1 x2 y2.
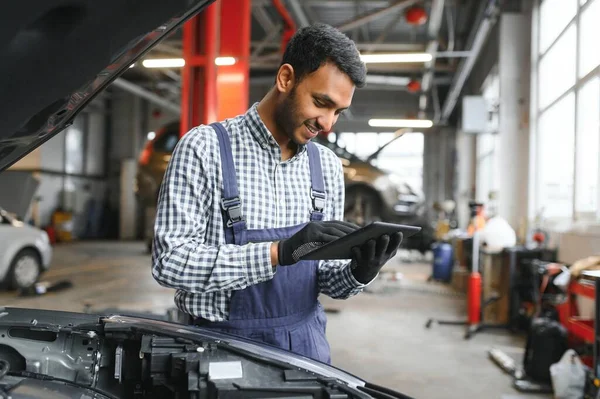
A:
0 0 212 172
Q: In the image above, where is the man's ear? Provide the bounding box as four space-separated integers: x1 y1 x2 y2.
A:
276 64 295 93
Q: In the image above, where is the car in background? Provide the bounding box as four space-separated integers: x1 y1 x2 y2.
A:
136 123 434 253
136 121 180 207
0 206 52 289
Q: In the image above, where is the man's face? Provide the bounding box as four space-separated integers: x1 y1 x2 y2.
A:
274 62 355 146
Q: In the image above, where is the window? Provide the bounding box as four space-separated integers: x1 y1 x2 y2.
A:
537 93 576 219
579 0 600 78
575 77 600 216
539 0 577 54
533 0 600 222
538 24 576 110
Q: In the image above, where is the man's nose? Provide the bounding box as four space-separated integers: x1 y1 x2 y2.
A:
318 112 337 133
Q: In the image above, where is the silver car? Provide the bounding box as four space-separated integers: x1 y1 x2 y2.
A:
0 207 52 289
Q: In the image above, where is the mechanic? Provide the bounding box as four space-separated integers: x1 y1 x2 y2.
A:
151 23 403 364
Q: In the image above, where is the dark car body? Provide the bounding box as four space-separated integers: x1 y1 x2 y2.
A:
0 1 416 398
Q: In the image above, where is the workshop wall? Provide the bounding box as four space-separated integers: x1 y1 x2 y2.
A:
454 131 476 229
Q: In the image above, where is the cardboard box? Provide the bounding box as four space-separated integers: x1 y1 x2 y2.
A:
451 266 469 293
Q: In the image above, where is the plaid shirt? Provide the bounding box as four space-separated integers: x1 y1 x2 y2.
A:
152 103 366 321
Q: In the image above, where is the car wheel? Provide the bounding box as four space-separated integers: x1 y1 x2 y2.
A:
8 249 41 290
344 188 382 226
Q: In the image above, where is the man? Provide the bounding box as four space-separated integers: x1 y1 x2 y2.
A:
152 23 402 364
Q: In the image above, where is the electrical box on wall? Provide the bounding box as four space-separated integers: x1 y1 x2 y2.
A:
461 96 490 134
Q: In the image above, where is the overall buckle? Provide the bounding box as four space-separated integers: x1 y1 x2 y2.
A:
221 197 244 227
310 190 326 212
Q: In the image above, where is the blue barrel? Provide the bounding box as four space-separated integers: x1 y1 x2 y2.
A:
432 242 454 282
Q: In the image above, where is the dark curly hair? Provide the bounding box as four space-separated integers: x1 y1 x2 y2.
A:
280 23 367 88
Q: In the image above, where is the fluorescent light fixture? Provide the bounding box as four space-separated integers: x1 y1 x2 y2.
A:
368 119 434 128
215 57 236 66
142 58 185 68
360 53 433 64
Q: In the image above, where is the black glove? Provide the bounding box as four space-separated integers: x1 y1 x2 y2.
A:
278 221 359 266
350 232 403 284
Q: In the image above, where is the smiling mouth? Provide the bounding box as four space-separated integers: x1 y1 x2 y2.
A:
305 123 321 136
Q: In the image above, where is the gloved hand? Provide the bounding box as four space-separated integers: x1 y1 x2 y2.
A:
278 221 359 266
350 232 403 284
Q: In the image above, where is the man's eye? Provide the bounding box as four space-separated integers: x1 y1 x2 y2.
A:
314 100 325 107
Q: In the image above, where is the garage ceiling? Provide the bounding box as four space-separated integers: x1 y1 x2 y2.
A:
118 0 492 129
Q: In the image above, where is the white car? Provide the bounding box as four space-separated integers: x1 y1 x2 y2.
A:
0 207 52 289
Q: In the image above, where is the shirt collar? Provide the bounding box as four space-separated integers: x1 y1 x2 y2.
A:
244 102 307 158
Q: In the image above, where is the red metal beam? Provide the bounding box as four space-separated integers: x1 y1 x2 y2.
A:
272 0 296 53
181 2 219 136
217 0 251 120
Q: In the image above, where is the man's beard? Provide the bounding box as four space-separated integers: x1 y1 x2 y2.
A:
274 87 301 144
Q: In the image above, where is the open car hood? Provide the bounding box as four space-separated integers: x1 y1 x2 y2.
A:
0 0 214 172
0 307 414 399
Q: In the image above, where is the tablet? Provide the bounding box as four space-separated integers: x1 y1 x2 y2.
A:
298 221 422 261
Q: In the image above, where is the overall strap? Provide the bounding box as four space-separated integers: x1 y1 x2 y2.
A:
306 142 326 221
210 122 247 245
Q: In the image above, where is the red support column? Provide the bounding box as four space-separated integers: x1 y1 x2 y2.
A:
180 2 219 136
217 0 251 120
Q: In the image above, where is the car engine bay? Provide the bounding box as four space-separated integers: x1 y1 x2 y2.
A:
0 308 409 399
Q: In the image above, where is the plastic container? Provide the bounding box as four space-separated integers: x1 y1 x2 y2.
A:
432 242 454 282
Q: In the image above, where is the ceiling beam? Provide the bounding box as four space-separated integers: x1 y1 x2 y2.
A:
419 0 445 118
250 61 454 73
250 41 426 52
252 24 283 57
364 10 405 53
253 0 394 7
440 0 500 123
112 78 181 114
287 0 311 27
252 6 276 33
335 0 419 33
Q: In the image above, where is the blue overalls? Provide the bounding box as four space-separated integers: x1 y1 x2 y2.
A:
193 122 332 364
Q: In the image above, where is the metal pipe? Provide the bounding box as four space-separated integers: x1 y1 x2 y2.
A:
251 24 282 57
419 0 445 113
251 41 426 52
272 0 297 32
112 78 180 114
335 0 419 33
287 0 310 27
252 6 276 32
446 4 455 52
440 0 500 123
436 51 471 58
365 10 404 53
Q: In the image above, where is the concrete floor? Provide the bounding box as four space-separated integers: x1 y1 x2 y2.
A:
0 241 552 399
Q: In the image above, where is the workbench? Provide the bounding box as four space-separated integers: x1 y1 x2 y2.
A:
572 270 600 376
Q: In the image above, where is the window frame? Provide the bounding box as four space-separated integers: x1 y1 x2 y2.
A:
531 0 600 223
